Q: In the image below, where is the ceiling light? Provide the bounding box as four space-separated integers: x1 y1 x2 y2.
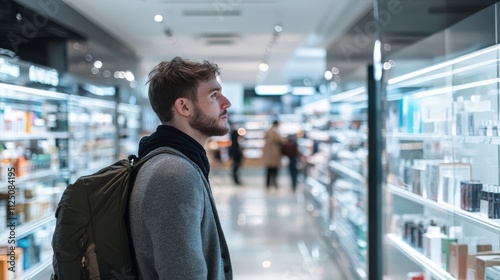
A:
94 60 102 69
259 63 269 72
114 71 125 79
125 71 135 81
331 67 339 75
154 15 163 23
274 25 282 33
324 71 333 80
255 85 290 95
292 86 315 95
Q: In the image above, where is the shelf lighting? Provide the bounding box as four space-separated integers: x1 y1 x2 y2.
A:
82 84 116 96
0 82 67 99
329 86 366 103
388 43 500 85
388 57 500 90
390 77 500 101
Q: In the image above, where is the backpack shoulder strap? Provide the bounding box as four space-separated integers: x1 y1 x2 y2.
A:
129 147 177 171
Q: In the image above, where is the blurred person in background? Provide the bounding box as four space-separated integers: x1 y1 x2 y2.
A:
282 133 301 193
228 122 244 185
262 120 283 191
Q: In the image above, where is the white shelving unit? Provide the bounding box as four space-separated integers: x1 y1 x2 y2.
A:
300 87 369 280
0 80 142 279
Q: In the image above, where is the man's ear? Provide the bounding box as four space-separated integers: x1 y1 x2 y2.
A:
173 98 192 117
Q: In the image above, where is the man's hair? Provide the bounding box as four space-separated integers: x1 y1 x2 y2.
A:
147 57 221 123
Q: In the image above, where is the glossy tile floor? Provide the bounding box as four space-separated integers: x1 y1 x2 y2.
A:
210 166 346 280
36 166 346 280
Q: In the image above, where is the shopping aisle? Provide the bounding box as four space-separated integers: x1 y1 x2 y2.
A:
36 166 345 280
210 166 346 280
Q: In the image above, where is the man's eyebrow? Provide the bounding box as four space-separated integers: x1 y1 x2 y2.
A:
209 86 222 92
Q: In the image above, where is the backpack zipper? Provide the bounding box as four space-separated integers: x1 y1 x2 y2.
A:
79 233 89 280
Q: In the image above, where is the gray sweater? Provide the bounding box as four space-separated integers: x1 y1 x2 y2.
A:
129 147 232 279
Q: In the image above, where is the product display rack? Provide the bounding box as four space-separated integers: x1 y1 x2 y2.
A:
118 103 142 159
0 81 142 279
0 82 69 279
68 95 118 182
300 87 369 280
382 5 500 279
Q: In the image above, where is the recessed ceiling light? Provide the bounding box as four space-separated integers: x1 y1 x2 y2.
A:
274 25 282 33
324 71 333 80
125 71 135 81
154 15 163 23
259 63 269 72
94 60 102 69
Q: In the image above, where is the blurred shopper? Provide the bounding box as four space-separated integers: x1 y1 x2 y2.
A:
282 134 301 193
262 120 283 190
229 122 244 185
129 57 233 280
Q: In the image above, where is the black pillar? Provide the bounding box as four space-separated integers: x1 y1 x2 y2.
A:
367 63 383 280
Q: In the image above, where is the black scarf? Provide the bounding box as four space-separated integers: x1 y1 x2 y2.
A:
138 125 210 180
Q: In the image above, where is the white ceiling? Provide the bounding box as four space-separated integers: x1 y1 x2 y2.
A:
64 0 371 88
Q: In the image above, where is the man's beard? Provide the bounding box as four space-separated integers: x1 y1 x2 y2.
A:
189 104 229 137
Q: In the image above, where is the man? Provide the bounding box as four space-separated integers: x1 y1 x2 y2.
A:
129 57 233 279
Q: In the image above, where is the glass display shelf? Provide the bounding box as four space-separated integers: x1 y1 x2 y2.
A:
382 6 500 279
0 213 54 244
386 184 500 234
385 233 455 280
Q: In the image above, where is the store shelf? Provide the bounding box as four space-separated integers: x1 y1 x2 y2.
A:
453 135 500 145
387 132 452 141
329 160 365 185
24 256 52 280
385 233 454 280
0 132 69 141
386 184 500 234
335 222 367 279
0 168 60 191
306 130 330 142
0 213 55 245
